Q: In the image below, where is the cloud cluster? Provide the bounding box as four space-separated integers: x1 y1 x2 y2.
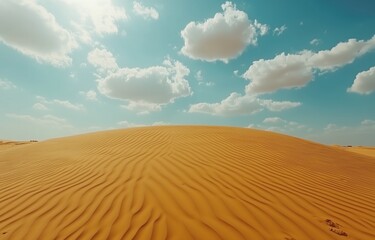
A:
0 0 77 67
188 36 375 117
133 2 159 20
188 93 300 116
249 117 308 135
243 35 375 95
313 119 375 145
347 66 375 95
0 0 128 67
180 1 267 63
98 58 192 113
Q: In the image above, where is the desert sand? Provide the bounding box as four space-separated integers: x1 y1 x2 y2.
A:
340 146 375 158
0 126 374 240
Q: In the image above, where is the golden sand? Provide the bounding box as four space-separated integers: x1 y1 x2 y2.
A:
0 126 374 239
341 146 375 158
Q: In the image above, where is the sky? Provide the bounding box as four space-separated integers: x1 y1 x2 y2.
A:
0 0 374 145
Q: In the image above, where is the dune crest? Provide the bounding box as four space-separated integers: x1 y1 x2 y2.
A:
0 126 374 239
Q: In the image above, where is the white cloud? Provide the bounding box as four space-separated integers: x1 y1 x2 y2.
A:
80 90 98 101
98 58 191 113
308 36 375 71
189 93 263 116
347 66 375 95
87 47 118 73
60 0 127 35
36 96 85 111
244 52 313 94
188 92 300 116
263 117 285 124
251 117 308 135
0 0 77 67
273 25 287 36
261 99 302 112
32 103 48 111
254 20 269 36
180 1 268 63
199 81 215 87
310 38 320 45
0 79 16 90
133 2 159 20
243 35 375 95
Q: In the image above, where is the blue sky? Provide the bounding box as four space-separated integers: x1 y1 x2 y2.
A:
0 0 374 145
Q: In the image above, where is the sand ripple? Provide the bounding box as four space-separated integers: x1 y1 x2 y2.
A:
0 126 374 239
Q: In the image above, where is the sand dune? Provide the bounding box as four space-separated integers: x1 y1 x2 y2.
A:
0 126 374 240
340 146 375 158
0 140 33 152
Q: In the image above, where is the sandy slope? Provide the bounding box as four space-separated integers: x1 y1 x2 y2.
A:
0 140 33 152
0 126 374 240
341 146 375 158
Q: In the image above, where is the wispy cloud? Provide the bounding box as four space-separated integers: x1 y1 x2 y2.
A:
273 25 287 36
133 2 159 20
0 79 16 90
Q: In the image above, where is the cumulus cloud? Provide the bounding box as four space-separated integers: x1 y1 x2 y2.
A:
188 92 300 116
180 1 268 63
244 52 313 94
260 99 302 112
60 0 127 35
133 1 159 20
0 0 77 67
347 66 375 95
273 25 287 36
309 36 375 71
87 47 118 73
98 58 192 113
243 35 375 95
0 79 16 90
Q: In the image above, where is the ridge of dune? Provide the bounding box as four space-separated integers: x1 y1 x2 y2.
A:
0 126 374 240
